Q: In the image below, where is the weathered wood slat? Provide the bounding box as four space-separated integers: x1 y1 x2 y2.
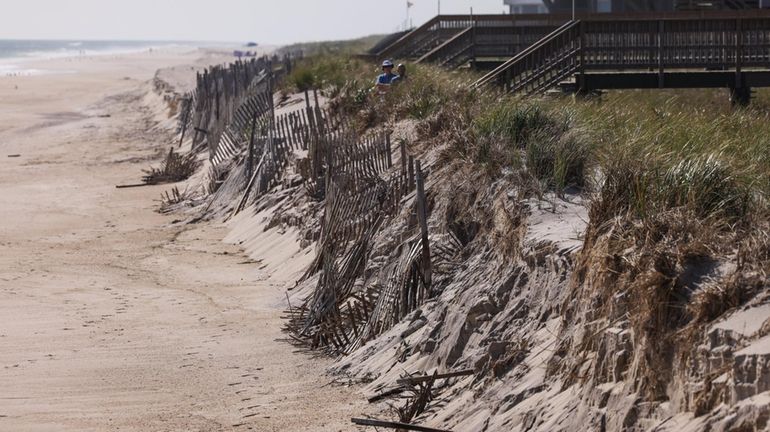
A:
396 369 476 385
351 418 453 432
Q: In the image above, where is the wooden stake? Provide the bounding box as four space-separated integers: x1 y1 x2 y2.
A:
415 160 431 291
400 138 407 174
351 418 453 432
396 369 475 385
408 156 415 191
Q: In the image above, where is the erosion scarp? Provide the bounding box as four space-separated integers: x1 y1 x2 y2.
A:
159 55 770 431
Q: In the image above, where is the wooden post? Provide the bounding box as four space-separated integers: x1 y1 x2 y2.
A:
578 21 585 93
178 97 191 148
246 107 258 179
407 155 415 191
385 133 393 168
415 160 431 292
313 88 320 108
400 140 408 175
736 18 743 89
658 19 664 89
268 74 275 121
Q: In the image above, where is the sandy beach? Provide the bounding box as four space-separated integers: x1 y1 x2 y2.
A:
0 49 367 431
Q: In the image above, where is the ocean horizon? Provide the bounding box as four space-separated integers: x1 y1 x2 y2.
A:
0 39 220 76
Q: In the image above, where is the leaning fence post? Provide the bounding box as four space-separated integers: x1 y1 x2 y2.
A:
178 96 191 148
415 160 432 292
246 107 258 179
400 140 408 174
657 19 664 89
736 18 743 90
408 155 415 191
386 133 393 168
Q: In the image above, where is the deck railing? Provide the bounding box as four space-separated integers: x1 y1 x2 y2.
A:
473 12 770 95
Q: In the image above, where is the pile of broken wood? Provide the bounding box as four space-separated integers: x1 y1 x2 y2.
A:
353 369 475 431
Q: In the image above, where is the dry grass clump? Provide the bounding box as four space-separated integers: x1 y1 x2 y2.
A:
286 55 373 95
687 220 770 326
589 152 751 230
278 34 386 58
395 373 436 424
524 128 588 192
389 66 474 121
304 59 589 195
561 207 734 400
474 103 556 145
437 165 527 258
205 164 228 195
557 90 769 402
465 99 590 193
159 186 193 213
577 92 768 216
142 147 201 185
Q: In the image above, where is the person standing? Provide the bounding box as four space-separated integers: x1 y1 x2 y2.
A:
375 59 398 93
396 63 407 82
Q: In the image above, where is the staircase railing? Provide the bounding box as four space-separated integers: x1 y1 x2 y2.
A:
416 26 474 67
472 20 582 95
472 13 770 96
374 16 444 60
374 14 573 61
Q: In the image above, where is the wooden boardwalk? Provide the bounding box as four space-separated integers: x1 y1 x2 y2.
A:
367 14 569 67
472 12 770 103
369 11 770 103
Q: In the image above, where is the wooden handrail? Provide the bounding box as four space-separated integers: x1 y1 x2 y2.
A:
375 15 442 58
375 13 573 59
374 11 770 60
473 20 580 88
416 26 473 64
427 10 770 21
474 14 770 95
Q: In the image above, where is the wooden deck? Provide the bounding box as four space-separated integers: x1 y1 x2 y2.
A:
470 12 770 103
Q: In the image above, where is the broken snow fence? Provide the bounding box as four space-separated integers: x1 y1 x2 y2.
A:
178 55 447 357
176 53 300 155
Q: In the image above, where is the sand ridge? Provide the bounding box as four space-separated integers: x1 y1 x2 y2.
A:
0 49 367 431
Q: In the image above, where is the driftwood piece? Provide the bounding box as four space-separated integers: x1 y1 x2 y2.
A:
230 151 267 218
351 418 453 432
396 369 475 385
415 160 432 290
366 386 406 403
115 183 150 189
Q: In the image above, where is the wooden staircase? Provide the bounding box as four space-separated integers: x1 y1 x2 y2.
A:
372 16 466 61
473 21 583 95
473 12 770 97
416 27 474 68
371 14 570 66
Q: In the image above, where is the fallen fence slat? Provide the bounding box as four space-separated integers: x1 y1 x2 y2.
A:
351 418 453 432
415 160 432 290
115 183 151 189
396 369 475 385
366 386 406 403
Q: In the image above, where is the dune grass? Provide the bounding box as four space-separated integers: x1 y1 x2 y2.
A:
278 34 387 57
284 55 768 226
568 91 768 225
289 52 769 403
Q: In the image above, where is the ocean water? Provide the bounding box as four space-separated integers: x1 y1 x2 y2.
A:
0 39 186 76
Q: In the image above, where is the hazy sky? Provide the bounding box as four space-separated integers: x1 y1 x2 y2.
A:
1 0 507 44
